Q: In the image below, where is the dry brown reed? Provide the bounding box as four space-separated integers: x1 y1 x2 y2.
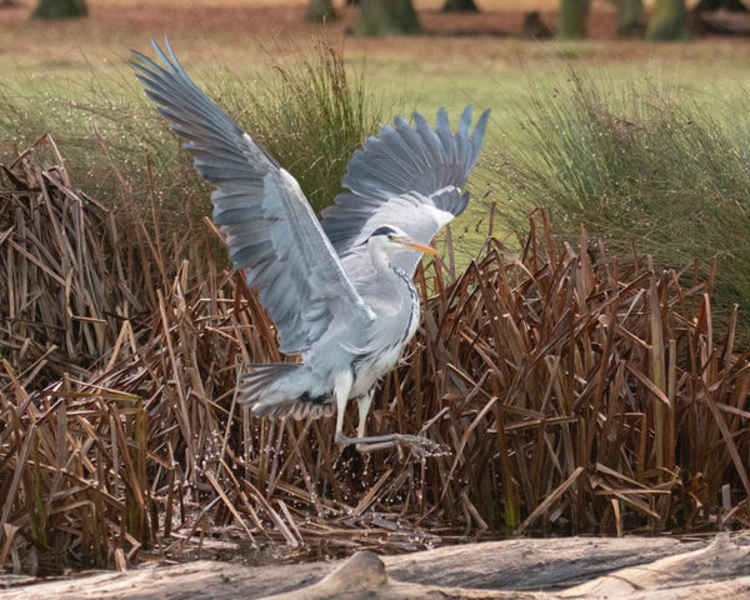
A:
1 138 749 576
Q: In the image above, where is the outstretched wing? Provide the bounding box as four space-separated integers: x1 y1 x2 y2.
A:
321 105 490 276
132 38 373 355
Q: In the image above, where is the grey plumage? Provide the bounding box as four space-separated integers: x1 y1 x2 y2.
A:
131 40 371 358
132 38 490 449
322 104 489 276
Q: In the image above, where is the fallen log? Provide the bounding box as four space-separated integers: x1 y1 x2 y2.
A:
1 535 748 600
559 533 750 598
380 536 703 590
261 551 547 599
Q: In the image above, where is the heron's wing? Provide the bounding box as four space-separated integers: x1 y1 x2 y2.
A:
321 105 490 275
132 38 373 355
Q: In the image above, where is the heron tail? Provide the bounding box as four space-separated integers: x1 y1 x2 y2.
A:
236 364 334 420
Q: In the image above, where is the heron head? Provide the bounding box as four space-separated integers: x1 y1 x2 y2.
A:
368 225 438 256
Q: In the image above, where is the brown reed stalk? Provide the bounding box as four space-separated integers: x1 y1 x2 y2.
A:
1 138 750 576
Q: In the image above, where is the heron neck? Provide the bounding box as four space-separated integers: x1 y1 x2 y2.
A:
368 241 402 283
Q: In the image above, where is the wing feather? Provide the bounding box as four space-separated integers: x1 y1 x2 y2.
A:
132 38 372 355
321 104 490 276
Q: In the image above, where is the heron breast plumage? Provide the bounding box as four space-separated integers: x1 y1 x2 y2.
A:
348 266 420 398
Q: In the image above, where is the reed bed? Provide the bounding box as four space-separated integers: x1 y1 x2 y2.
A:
1 137 749 576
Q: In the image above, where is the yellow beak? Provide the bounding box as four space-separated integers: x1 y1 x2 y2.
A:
401 238 438 256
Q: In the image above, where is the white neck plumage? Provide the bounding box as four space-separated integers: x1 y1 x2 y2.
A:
367 237 402 282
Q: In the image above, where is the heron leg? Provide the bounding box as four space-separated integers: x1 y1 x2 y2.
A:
356 390 374 439
344 391 446 457
334 387 446 457
333 370 353 447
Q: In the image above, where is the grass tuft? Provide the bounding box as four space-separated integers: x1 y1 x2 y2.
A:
215 38 383 214
494 69 750 339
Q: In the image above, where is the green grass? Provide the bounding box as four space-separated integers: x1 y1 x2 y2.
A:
0 38 506 270
210 39 385 214
0 39 384 252
5 38 750 312
493 67 750 333
0 64 209 241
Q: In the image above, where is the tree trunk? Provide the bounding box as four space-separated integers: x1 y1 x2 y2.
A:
441 0 479 13
558 0 590 39
32 0 87 19
695 0 747 11
355 0 422 36
305 0 337 22
646 0 689 39
522 11 553 38
615 0 643 34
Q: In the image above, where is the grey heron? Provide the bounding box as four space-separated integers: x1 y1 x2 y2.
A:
132 39 490 454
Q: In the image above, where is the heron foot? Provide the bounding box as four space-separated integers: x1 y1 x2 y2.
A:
335 432 448 458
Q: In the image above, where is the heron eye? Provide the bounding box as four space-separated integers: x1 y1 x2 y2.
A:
387 234 395 241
